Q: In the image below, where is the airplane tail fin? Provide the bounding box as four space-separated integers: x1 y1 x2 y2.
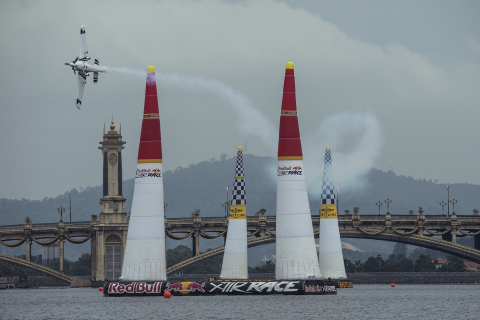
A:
94 72 99 84
95 59 99 65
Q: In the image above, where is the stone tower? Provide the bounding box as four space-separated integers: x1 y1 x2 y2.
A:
91 119 129 283
98 120 127 218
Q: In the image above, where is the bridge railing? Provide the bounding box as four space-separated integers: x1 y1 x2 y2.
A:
0 221 92 228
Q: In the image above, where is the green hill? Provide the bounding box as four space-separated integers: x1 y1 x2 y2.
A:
2 154 478 226
1 154 478 260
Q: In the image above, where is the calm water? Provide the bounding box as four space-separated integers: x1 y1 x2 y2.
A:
1 285 479 320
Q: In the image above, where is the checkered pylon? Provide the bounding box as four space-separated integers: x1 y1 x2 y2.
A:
232 149 246 205
321 148 335 205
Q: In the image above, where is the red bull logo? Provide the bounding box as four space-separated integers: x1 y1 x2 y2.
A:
136 168 162 178
277 165 303 176
165 282 205 294
165 282 184 292
108 282 162 294
278 166 301 170
186 282 205 293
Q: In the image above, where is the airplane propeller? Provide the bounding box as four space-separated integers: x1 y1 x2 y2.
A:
65 57 79 75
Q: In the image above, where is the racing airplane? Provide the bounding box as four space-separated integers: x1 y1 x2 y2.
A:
64 25 106 109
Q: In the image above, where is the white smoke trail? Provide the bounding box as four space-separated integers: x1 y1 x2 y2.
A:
101 66 143 76
105 66 382 195
304 112 383 197
155 73 278 152
104 66 277 152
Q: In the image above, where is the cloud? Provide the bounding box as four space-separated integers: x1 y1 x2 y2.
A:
0 0 479 199
465 35 480 55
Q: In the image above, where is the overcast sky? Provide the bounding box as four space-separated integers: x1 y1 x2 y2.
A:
1 0 479 200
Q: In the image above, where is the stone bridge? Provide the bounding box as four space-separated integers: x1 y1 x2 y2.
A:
0 220 93 283
165 212 480 273
1 213 480 280
0 253 73 283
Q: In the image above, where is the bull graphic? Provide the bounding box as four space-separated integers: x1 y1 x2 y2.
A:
186 282 205 293
165 282 184 292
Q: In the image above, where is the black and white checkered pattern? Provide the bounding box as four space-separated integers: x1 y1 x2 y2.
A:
235 151 244 177
232 150 246 205
321 149 335 205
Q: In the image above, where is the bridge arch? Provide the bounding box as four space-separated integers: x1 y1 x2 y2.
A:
166 233 480 274
167 235 275 274
0 253 73 283
343 232 480 262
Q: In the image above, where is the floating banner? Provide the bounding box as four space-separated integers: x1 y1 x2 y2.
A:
337 280 354 288
103 280 337 296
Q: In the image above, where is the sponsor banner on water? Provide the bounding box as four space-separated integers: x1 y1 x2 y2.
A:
304 284 336 293
135 168 161 178
105 280 336 296
277 166 303 176
338 281 354 288
107 282 163 294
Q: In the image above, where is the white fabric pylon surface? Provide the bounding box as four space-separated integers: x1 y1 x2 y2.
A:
220 147 248 279
319 146 346 279
121 163 166 281
276 160 322 280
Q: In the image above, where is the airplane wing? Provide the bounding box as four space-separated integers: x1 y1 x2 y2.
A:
78 25 88 61
77 72 87 109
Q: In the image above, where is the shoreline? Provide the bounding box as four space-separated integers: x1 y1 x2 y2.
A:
5 272 480 288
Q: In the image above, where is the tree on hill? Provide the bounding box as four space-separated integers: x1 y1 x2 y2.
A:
249 260 275 273
354 260 364 272
413 254 436 272
343 259 355 273
393 243 407 257
437 255 466 272
47 254 91 276
363 255 385 272
167 245 192 267
394 257 414 272
384 251 414 272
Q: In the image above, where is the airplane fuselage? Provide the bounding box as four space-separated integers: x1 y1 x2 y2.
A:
66 61 106 74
